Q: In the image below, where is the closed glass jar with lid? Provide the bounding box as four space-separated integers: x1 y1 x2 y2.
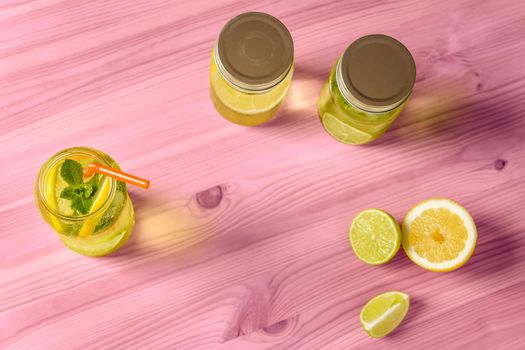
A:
317 34 416 144
210 12 294 126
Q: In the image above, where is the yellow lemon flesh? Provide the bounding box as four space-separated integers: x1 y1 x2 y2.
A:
360 291 410 338
402 198 477 272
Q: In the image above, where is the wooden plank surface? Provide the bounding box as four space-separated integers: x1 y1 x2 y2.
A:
1 0 525 348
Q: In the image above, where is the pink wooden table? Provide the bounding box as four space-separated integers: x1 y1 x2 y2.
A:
2 0 525 349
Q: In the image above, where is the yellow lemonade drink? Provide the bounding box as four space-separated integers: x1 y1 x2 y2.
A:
318 35 416 144
210 12 294 126
35 147 134 256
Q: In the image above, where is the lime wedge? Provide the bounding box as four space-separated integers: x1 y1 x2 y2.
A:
360 291 410 338
349 209 401 265
321 113 373 144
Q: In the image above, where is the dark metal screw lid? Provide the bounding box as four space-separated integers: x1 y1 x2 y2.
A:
216 12 294 91
338 34 416 112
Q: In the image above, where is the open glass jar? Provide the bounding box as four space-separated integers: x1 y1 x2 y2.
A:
35 147 134 256
318 35 416 144
210 12 294 126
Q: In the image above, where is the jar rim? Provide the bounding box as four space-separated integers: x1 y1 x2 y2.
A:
335 59 410 114
336 34 415 113
214 12 294 92
36 147 117 222
214 44 293 93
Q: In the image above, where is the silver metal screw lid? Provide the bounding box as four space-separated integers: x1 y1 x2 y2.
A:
215 12 294 91
337 34 416 113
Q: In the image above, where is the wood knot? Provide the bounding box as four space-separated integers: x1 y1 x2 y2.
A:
260 316 298 337
195 185 222 208
262 319 289 334
494 159 507 171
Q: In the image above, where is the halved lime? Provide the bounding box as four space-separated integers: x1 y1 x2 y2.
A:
360 291 410 338
349 209 401 265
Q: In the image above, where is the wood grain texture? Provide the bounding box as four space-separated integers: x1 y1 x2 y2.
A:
1 0 525 349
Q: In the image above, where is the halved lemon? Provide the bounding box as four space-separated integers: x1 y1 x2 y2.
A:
349 209 401 265
360 291 410 338
402 198 477 272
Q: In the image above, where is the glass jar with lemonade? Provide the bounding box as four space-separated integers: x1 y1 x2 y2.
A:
35 147 136 256
210 12 294 126
317 35 416 144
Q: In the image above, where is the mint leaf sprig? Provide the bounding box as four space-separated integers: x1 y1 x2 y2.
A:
59 159 99 215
